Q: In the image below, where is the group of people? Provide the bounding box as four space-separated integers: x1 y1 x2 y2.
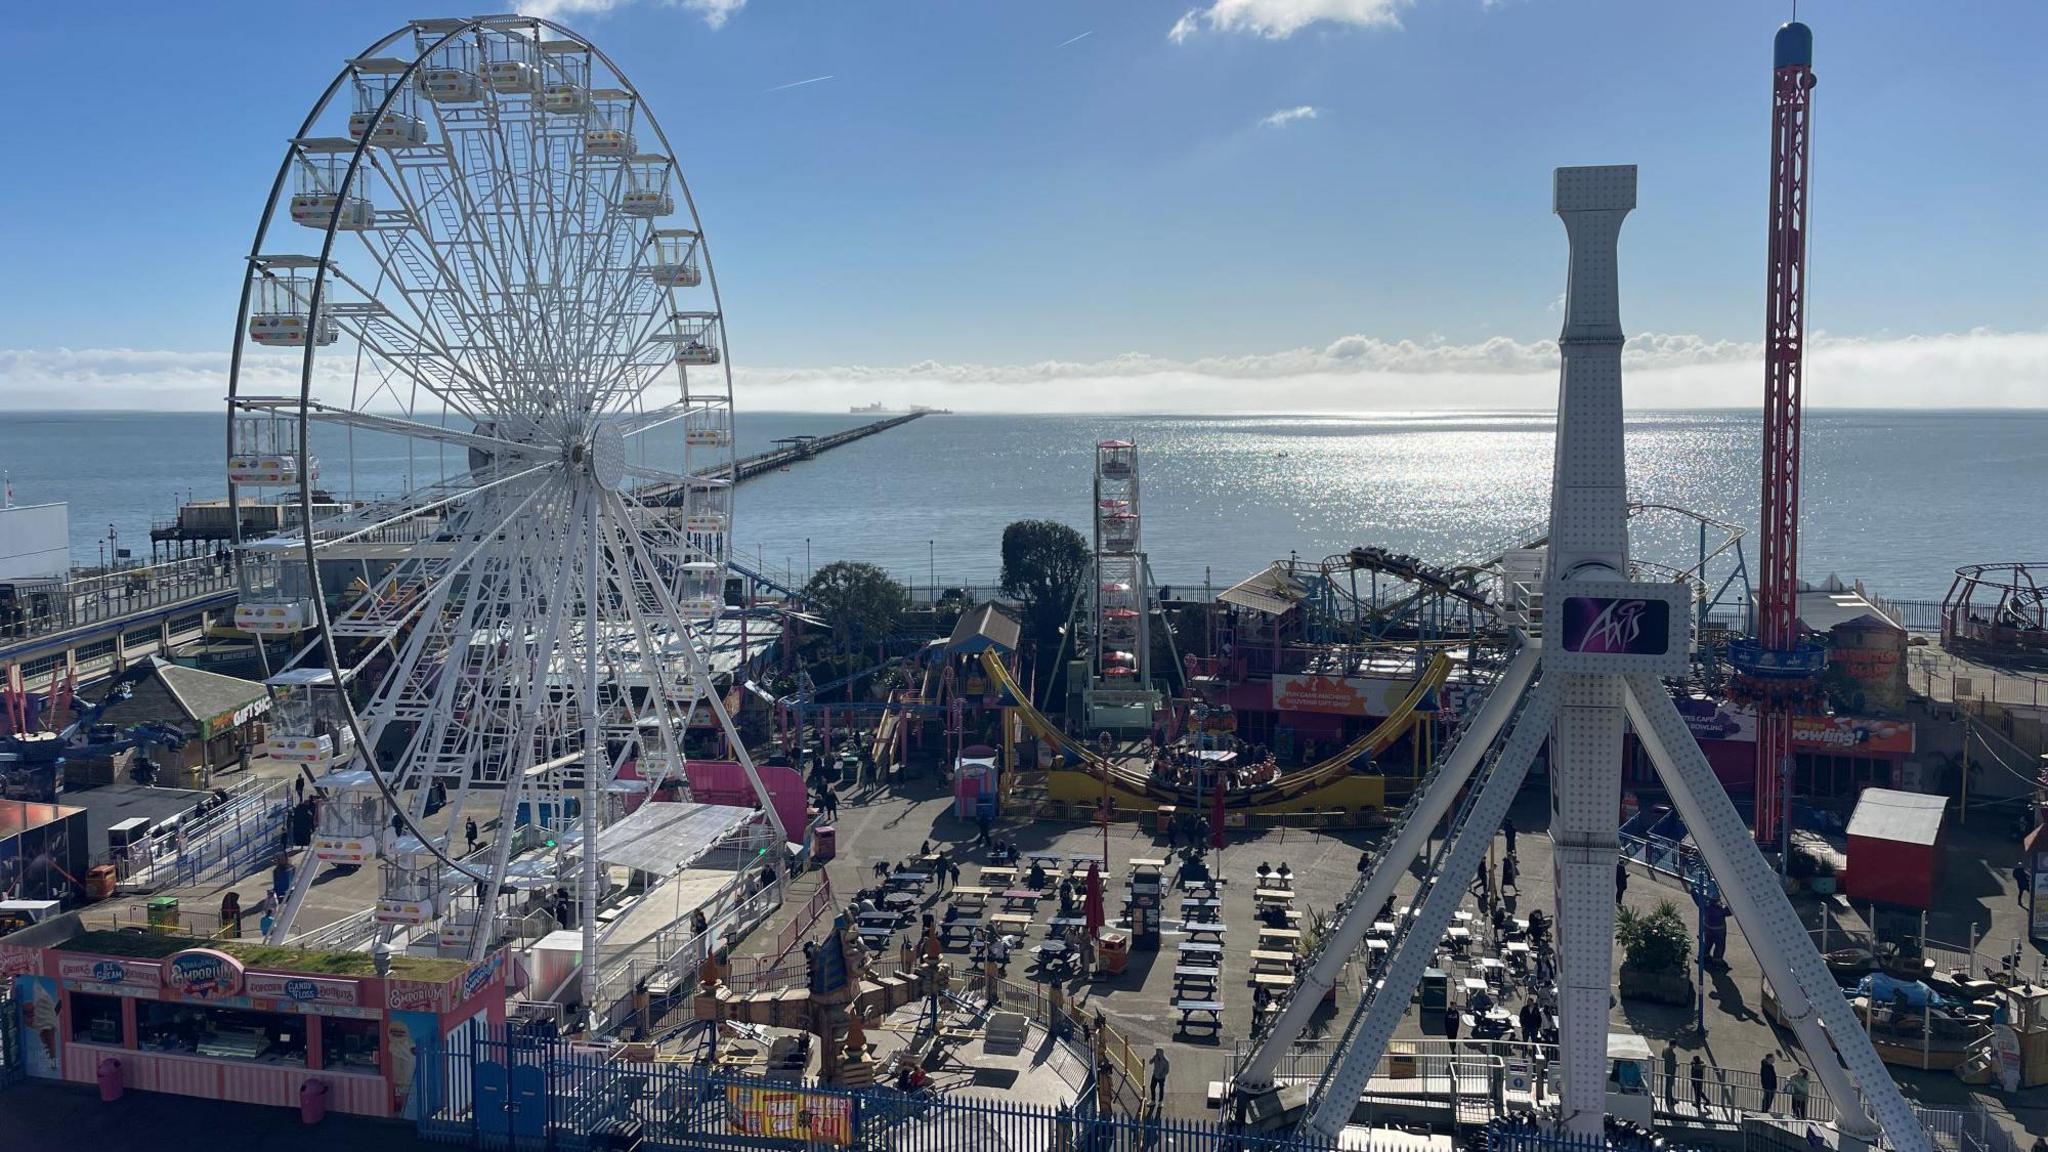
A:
1660 1046 1811 1119
1145 743 1282 793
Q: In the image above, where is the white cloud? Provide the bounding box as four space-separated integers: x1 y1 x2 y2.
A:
6 329 2043 414
1261 105 1320 128
1169 0 1412 42
520 0 746 30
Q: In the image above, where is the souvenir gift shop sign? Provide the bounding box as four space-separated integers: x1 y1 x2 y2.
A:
1271 674 1423 718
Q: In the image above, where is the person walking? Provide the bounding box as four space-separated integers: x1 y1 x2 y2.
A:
1149 1047 1170 1106
1688 1053 1706 1115
1502 816 1517 857
2017 861 2031 907
1444 1002 1461 1041
1759 1054 1779 1114
219 891 242 937
465 817 480 855
1786 1066 1810 1120
1615 857 1629 902
1501 854 1518 893
1662 1044 1679 1111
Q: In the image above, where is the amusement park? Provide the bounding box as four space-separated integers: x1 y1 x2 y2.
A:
2 11 2047 1152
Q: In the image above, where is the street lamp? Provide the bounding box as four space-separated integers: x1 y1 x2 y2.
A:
929 540 935 601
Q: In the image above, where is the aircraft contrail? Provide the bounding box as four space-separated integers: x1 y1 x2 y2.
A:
765 74 835 93
1057 30 1093 47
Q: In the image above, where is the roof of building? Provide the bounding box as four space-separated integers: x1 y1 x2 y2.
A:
97 657 268 733
947 602 1020 655
1798 588 1905 636
1219 562 1312 617
1845 787 1947 847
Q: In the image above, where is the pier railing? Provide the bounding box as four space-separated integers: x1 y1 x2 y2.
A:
2 553 235 646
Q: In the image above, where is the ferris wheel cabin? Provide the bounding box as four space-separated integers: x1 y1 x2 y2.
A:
478 28 541 94
227 413 318 487
345 58 429 148
539 40 593 114
622 156 675 217
583 91 637 156
648 230 704 288
287 139 376 230
414 27 483 104
262 668 359 767
247 258 337 347
668 312 723 365
676 560 724 619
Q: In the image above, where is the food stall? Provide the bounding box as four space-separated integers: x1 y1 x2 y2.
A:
1 911 507 1118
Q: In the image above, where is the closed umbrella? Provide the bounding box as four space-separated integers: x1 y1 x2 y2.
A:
1210 767 1227 850
1084 864 1106 936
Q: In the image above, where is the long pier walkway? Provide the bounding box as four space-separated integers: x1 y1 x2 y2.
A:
638 411 927 505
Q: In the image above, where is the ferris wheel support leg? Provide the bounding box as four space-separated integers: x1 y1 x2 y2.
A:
580 489 605 1027
266 846 323 944
1623 675 1904 1150
1549 671 1628 1138
606 492 788 848
1235 642 1540 1100
1301 679 1560 1142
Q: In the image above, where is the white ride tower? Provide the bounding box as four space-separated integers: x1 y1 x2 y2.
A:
1087 440 1162 733
1233 167 1928 1152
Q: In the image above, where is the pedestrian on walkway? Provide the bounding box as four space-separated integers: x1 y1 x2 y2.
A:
1149 1047 1170 1105
935 849 951 891
1501 854 1518 893
948 858 962 890
1616 857 1629 901
1662 1044 1678 1111
1502 816 1517 856
1444 1003 1461 1041
1786 1066 1810 1119
465 817 480 855
1688 1053 1706 1113
1759 1054 1778 1114
219 892 242 937
2017 861 2031 907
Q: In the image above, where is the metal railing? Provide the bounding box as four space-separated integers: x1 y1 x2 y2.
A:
2 554 236 646
110 776 291 893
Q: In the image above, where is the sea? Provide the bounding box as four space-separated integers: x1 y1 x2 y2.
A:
1 409 2040 603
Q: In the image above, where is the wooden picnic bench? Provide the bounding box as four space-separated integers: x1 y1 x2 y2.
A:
1249 949 1296 971
989 912 1034 933
1252 972 1296 990
1173 964 1221 986
1183 922 1228 943
1175 999 1224 1030
1177 940 1223 958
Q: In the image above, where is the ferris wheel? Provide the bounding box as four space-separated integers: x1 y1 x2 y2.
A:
224 16 784 958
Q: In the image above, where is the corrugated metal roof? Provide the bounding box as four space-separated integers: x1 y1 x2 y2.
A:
1845 787 1946 847
1798 589 1903 635
947 602 1020 654
1218 563 1310 617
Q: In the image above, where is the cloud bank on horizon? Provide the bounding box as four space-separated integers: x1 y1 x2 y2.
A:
3 328 2039 413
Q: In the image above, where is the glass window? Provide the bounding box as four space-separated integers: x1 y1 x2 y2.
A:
322 1015 381 1070
69 993 124 1045
135 1002 307 1065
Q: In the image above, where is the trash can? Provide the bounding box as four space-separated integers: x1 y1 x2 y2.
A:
97 1057 123 1102
1155 806 1177 836
1419 967 1448 1013
146 896 179 929
299 1077 328 1125
1095 930 1129 976
812 825 837 864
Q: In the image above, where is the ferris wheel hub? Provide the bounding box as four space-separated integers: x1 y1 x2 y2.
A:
585 421 627 491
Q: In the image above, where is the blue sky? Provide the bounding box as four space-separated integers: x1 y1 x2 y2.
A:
0 0 2042 410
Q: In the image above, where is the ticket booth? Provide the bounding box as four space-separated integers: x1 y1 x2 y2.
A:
954 754 999 821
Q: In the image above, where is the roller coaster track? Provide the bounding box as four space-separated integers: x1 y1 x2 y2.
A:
978 649 1452 808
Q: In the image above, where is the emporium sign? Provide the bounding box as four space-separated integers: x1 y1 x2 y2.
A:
163 949 245 1000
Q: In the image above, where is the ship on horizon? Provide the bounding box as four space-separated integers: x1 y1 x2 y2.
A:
850 401 952 415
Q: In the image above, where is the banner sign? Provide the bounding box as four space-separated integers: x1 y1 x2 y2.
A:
163 949 245 1000
246 973 361 1007
55 955 162 991
1560 596 1671 657
1671 698 1912 757
725 1085 854 1146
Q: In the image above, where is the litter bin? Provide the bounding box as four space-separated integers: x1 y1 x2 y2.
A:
146 896 179 929
97 1057 123 1102
1419 967 1448 1013
1155 805 1177 836
1095 930 1129 976
812 825 837 864
299 1077 328 1124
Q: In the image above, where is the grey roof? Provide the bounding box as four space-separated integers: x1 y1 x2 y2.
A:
147 657 270 726
947 602 1021 654
1219 563 1311 617
1845 787 1946 847
1798 589 1904 636
589 801 757 875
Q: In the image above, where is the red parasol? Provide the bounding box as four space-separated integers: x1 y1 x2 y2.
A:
1084 864 1106 935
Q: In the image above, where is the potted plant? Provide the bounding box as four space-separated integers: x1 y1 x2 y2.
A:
1617 900 1695 1005
1808 851 1838 896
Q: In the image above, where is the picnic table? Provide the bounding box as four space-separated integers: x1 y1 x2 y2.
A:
1257 927 1301 949
1174 964 1221 989
889 871 932 891
1000 889 1042 911
882 891 917 910
1254 873 1293 891
1177 940 1224 959
951 885 993 902
1049 915 1088 931
1254 888 1293 905
1027 852 1063 869
1128 857 1167 872
1370 921 1397 937
1253 972 1296 990
990 912 1034 933
857 911 901 927
1181 877 1219 894
940 918 980 942
980 866 1018 884
1249 949 1296 972
1175 1000 1224 1031
1445 926 1472 950
1183 922 1228 944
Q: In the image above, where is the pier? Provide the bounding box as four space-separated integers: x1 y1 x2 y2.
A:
638 411 927 505
0 554 235 693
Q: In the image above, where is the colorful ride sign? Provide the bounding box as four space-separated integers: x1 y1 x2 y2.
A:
725 1085 853 1146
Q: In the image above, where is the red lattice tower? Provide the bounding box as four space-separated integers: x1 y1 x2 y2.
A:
1738 22 1823 847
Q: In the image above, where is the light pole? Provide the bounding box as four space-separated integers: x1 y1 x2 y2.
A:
929 540 935 602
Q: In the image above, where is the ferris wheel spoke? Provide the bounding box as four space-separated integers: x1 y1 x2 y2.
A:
592 506 694 794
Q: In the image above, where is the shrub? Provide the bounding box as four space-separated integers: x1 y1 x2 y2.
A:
1616 899 1692 976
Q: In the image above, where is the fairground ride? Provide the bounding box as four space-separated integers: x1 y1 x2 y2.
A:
223 17 785 1014
1230 164 1930 1152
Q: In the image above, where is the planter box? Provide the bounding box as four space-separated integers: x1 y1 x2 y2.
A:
1619 966 1693 1006
1810 876 1837 895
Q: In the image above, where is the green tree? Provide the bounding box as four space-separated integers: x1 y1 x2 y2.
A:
999 519 1090 650
803 562 909 655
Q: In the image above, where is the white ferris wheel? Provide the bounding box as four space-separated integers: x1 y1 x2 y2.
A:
223 16 784 959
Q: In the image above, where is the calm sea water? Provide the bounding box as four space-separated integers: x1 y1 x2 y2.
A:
1 410 2038 601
